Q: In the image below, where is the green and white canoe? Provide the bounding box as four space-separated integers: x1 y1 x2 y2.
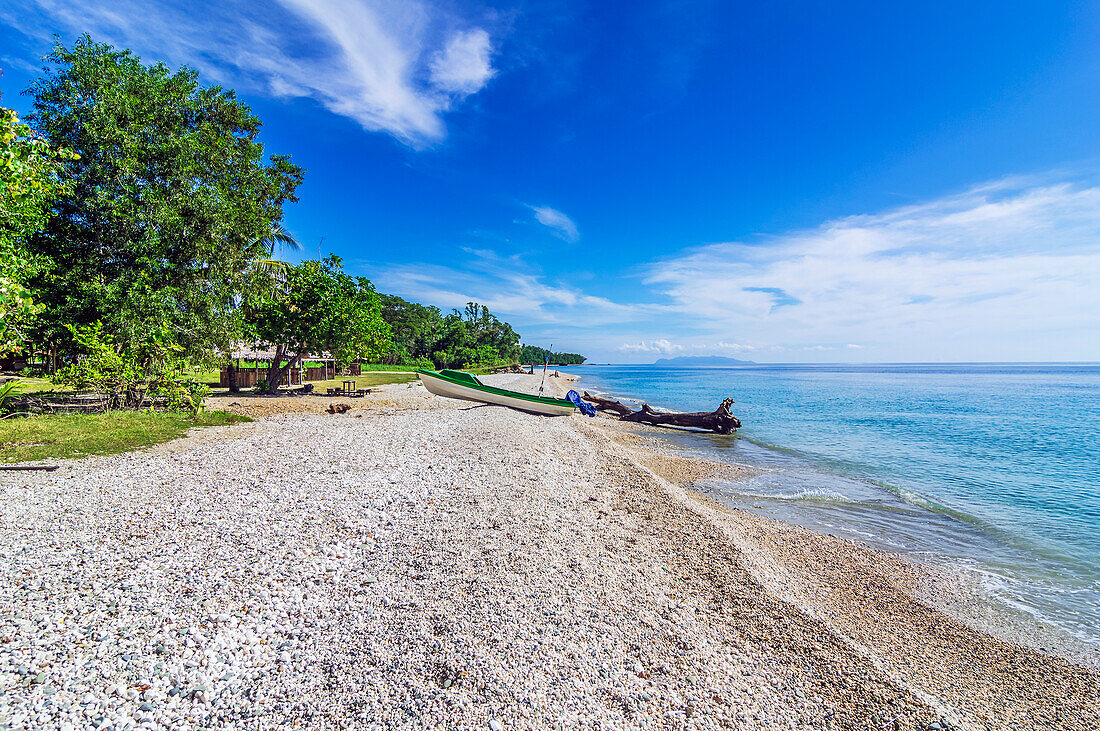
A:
416 369 577 416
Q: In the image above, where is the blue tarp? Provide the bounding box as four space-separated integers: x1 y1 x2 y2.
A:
566 389 597 417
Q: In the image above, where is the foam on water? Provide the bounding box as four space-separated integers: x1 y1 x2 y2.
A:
570 363 1100 656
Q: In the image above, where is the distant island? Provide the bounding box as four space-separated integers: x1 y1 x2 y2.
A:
653 356 756 366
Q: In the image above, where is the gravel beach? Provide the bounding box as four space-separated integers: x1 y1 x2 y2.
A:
1 374 1096 730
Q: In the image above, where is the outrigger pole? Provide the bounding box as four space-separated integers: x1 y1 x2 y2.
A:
538 344 552 395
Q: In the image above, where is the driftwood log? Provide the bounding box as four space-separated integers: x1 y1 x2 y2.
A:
582 391 634 417
582 392 741 434
621 398 741 434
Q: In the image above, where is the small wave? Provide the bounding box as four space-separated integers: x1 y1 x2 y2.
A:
719 485 856 504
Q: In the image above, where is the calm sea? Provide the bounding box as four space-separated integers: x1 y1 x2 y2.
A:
568 363 1100 653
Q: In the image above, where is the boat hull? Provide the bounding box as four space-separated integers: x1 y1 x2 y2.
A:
417 371 575 416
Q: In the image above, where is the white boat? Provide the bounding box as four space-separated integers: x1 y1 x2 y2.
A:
416 369 576 416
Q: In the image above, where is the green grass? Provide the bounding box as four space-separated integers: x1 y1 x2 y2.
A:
354 364 428 372
5 376 75 397
307 372 416 391
0 410 252 464
203 371 417 396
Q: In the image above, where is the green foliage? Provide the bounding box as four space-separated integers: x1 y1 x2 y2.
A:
0 378 22 413
245 256 391 392
378 294 443 364
253 379 269 394
0 95 73 354
377 296 521 369
159 377 210 413
24 35 303 365
519 344 587 365
10 34 570 382
53 323 138 396
52 322 207 411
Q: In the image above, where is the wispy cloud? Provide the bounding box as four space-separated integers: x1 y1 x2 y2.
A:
371 248 638 327
527 205 580 242
3 0 496 146
644 176 1100 360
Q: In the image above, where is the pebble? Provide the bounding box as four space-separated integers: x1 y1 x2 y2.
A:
0 375 1086 730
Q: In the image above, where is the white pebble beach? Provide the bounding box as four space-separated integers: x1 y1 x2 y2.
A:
1 374 1097 730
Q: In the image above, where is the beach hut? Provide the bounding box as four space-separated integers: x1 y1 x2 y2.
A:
220 344 336 389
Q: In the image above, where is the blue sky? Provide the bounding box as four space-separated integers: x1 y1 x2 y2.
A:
3 0 1100 362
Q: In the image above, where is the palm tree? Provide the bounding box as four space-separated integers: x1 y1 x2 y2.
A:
225 222 301 393
250 222 300 274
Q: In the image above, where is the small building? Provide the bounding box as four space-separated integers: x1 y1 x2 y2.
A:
219 345 335 388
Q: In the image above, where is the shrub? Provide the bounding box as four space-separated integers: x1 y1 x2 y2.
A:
52 322 208 412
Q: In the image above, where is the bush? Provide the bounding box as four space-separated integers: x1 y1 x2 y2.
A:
253 379 269 394
52 322 208 412
157 377 209 413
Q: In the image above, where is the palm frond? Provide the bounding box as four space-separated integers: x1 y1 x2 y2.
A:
0 379 23 413
264 223 300 255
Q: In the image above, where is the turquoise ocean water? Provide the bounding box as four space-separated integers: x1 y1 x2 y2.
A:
568 363 1100 653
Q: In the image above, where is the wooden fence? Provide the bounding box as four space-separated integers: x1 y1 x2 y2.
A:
219 366 334 388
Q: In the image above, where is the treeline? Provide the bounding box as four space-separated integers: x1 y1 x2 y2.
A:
519 345 587 365
0 36 555 402
379 298 519 369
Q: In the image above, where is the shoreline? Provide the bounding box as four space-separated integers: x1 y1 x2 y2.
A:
0 373 1096 729
569 370 1100 670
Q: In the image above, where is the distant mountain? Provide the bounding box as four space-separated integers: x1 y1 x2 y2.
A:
653 355 756 366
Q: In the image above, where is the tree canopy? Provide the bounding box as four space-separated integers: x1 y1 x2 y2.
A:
24 35 303 366
0 94 72 354
519 345 587 365
245 256 390 392
378 296 521 369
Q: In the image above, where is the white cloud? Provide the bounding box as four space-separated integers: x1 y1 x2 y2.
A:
644 177 1100 361
371 248 639 327
528 205 580 242
620 339 682 354
430 28 494 95
4 0 495 146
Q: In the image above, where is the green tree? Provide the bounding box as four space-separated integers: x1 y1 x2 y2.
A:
519 344 586 365
424 302 519 369
0 95 72 355
24 36 303 369
378 294 442 364
245 256 391 393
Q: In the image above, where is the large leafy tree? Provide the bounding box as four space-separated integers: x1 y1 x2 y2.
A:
378 294 442 365
429 302 520 369
246 256 391 393
24 36 303 368
0 95 72 355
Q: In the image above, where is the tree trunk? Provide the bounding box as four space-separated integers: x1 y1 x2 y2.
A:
228 358 239 393
617 398 741 434
263 347 302 394
581 391 634 417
